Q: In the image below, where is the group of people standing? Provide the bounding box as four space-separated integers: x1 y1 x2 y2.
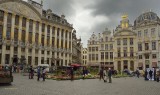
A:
144 68 160 82
28 66 46 81
99 67 112 83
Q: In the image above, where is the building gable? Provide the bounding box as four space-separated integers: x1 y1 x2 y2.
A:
114 30 137 37
0 0 41 21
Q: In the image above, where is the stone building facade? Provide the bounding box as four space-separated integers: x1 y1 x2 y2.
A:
72 30 82 64
87 12 160 71
82 48 87 65
0 0 76 67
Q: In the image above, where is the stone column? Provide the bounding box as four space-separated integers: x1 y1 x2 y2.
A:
54 27 57 66
18 16 22 60
10 14 15 65
25 19 29 65
63 30 66 66
70 31 73 64
121 61 123 72
114 61 118 71
38 22 42 65
128 61 131 71
44 24 47 63
31 21 36 66
67 32 70 65
1 11 8 65
50 26 52 66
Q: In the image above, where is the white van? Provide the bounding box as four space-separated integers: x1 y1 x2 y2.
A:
34 64 50 73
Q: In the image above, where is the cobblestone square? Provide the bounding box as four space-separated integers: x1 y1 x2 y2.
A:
0 74 160 95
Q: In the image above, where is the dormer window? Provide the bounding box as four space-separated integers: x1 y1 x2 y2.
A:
48 16 50 19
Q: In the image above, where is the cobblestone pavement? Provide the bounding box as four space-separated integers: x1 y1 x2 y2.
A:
0 74 160 95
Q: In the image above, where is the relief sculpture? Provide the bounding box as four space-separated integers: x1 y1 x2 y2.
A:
0 2 41 21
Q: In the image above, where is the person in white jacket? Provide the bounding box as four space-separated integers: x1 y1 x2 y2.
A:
103 68 107 82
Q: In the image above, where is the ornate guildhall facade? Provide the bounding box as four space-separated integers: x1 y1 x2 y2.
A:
0 0 75 66
87 12 160 71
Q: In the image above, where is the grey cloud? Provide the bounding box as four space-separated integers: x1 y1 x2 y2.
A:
86 0 160 27
36 0 76 18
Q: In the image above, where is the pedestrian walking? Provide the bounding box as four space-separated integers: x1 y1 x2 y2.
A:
108 68 112 83
37 66 41 81
99 67 104 80
156 68 160 82
103 68 107 82
70 67 74 81
144 69 148 80
136 68 140 78
82 67 86 79
42 67 46 81
149 69 153 80
29 66 34 79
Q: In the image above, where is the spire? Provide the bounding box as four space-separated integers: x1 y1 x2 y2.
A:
41 0 44 5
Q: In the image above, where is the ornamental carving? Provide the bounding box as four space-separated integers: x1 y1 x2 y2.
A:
0 2 41 21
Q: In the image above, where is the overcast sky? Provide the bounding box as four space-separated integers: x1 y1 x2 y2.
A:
24 0 160 47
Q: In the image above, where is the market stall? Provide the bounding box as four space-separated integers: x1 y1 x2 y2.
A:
0 65 13 84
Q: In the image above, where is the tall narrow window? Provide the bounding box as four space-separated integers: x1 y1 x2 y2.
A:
57 28 60 37
28 32 32 44
41 35 44 46
47 36 50 46
0 10 4 22
123 38 127 45
36 22 39 31
0 25 3 39
22 30 25 43
138 31 141 37
101 44 104 50
89 54 91 61
22 17 26 27
144 29 148 37
29 20 33 32
145 43 149 50
110 44 113 50
35 33 39 44
52 27 55 36
42 23 45 32
138 43 142 51
14 28 18 41
118 47 121 57
110 52 113 59
117 39 121 45
15 15 19 26
105 44 108 50
130 38 133 45
130 47 134 57
152 42 156 50
151 28 155 37
61 29 64 37
6 13 12 40
101 52 104 60
105 52 108 59
105 37 108 42
47 25 50 34
123 47 127 57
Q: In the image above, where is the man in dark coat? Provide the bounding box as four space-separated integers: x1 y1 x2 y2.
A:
99 68 104 80
149 69 153 80
70 67 74 81
108 68 112 83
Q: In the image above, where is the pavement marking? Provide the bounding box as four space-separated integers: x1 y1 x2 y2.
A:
4 88 18 90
